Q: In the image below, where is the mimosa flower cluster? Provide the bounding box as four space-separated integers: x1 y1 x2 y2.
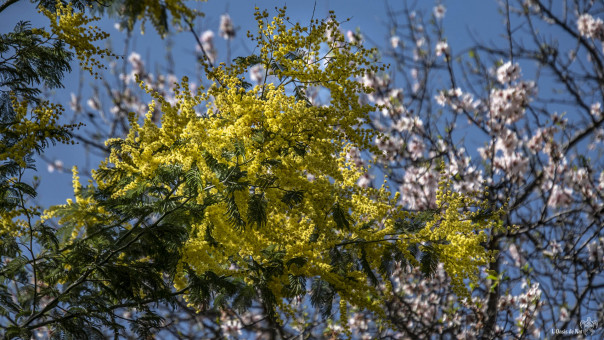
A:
39 1 117 77
48 7 503 328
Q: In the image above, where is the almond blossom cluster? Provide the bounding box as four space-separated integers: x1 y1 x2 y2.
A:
198 30 217 64
488 78 536 130
435 88 481 113
363 1 604 337
577 13 604 40
219 14 235 40
344 264 543 339
219 313 243 339
498 281 543 338
194 14 240 65
361 75 486 208
435 41 449 57
496 61 521 84
114 52 185 117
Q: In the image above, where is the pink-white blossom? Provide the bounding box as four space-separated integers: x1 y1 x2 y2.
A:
496 61 521 84
547 184 573 208
577 13 604 40
407 138 425 160
219 14 235 40
198 30 217 64
433 4 446 20
357 173 373 188
69 93 81 112
220 318 242 338
435 41 449 57
249 64 264 83
391 35 401 48
590 102 602 119
47 160 63 173
489 81 536 127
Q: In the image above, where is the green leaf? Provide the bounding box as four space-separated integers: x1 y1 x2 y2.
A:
2 256 28 278
286 256 307 269
232 54 262 68
281 190 304 208
204 222 219 247
233 139 246 158
213 292 229 309
232 283 255 313
310 279 335 318
420 245 439 278
359 247 378 286
247 193 267 228
294 85 312 107
255 174 277 189
292 142 308 157
308 226 320 243
286 274 306 296
331 202 350 230
225 193 246 230
470 207 496 223
284 49 304 61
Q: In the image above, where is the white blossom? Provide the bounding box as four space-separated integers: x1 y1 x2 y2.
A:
249 64 264 83
390 35 401 48
219 14 235 40
496 61 521 84
47 160 63 173
590 102 602 119
435 41 449 57
220 318 242 338
69 93 81 112
547 184 573 208
86 97 101 111
433 4 446 19
198 30 217 64
357 173 372 188
577 13 604 40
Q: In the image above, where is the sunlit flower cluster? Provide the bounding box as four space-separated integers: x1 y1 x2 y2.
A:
1 97 76 168
39 1 117 77
49 8 502 330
